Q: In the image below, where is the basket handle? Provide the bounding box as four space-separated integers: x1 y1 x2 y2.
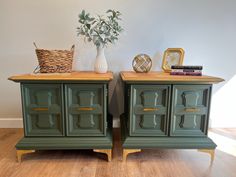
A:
33 65 41 74
71 45 75 51
33 42 38 49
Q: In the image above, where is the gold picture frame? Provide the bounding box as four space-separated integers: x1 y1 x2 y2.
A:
162 48 185 72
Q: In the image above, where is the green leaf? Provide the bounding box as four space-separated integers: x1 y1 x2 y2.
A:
86 24 91 29
88 17 95 21
87 37 92 42
82 10 85 15
79 10 85 19
106 9 113 13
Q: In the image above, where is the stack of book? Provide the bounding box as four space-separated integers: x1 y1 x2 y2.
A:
170 65 203 76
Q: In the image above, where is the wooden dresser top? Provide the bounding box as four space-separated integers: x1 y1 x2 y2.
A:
120 71 224 84
9 71 113 82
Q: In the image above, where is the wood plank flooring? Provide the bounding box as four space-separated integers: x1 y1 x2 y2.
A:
0 128 236 177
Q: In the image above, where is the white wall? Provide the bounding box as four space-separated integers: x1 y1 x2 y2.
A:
0 0 235 127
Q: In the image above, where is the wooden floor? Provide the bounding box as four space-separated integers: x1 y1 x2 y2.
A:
0 128 236 177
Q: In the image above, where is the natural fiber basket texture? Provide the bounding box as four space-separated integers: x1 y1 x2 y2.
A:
35 45 74 73
132 54 152 73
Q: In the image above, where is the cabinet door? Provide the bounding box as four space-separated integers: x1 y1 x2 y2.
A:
170 85 211 136
22 84 64 136
65 84 106 136
129 85 170 136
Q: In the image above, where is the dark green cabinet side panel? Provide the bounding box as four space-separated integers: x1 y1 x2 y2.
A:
65 84 106 136
170 85 211 137
129 85 171 136
21 84 64 136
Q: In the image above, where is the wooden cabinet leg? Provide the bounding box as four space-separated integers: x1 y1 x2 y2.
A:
93 149 112 162
198 149 215 164
16 150 35 163
123 149 141 161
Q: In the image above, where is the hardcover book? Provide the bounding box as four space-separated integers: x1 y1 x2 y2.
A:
170 71 202 76
171 65 203 70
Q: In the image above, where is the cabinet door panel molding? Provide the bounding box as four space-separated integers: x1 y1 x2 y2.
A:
120 71 223 163
9 72 113 162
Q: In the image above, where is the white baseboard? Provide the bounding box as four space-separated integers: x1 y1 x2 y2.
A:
0 118 23 128
113 118 120 128
208 119 212 128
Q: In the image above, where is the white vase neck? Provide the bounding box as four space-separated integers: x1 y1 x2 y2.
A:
96 46 105 56
97 46 105 50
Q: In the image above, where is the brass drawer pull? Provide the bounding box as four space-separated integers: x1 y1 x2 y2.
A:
185 108 200 112
78 107 94 111
143 108 159 112
32 108 49 111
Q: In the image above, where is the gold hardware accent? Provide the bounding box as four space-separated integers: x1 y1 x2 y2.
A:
143 108 159 112
78 107 94 111
162 48 185 73
93 149 112 162
16 150 35 163
198 149 215 164
32 107 48 111
185 108 200 112
123 149 141 161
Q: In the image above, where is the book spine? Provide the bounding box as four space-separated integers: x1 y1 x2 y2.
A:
170 72 202 76
171 65 203 70
172 69 202 73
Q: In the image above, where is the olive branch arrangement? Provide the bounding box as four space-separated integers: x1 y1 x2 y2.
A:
77 9 123 48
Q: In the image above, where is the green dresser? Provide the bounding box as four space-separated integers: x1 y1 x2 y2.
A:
120 71 224 162
9 72 113 162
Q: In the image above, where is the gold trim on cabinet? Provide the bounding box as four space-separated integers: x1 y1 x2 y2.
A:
16 150 35 163
143 108 159 112
32 108 49 111
93 149 112 162
198 149 215 164
78 107 94 111
185 108 200 112
123 149 141 161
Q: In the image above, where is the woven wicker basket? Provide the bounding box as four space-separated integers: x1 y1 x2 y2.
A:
34 43 75 73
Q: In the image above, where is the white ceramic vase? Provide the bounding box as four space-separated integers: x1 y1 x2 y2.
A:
94 46 108 73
